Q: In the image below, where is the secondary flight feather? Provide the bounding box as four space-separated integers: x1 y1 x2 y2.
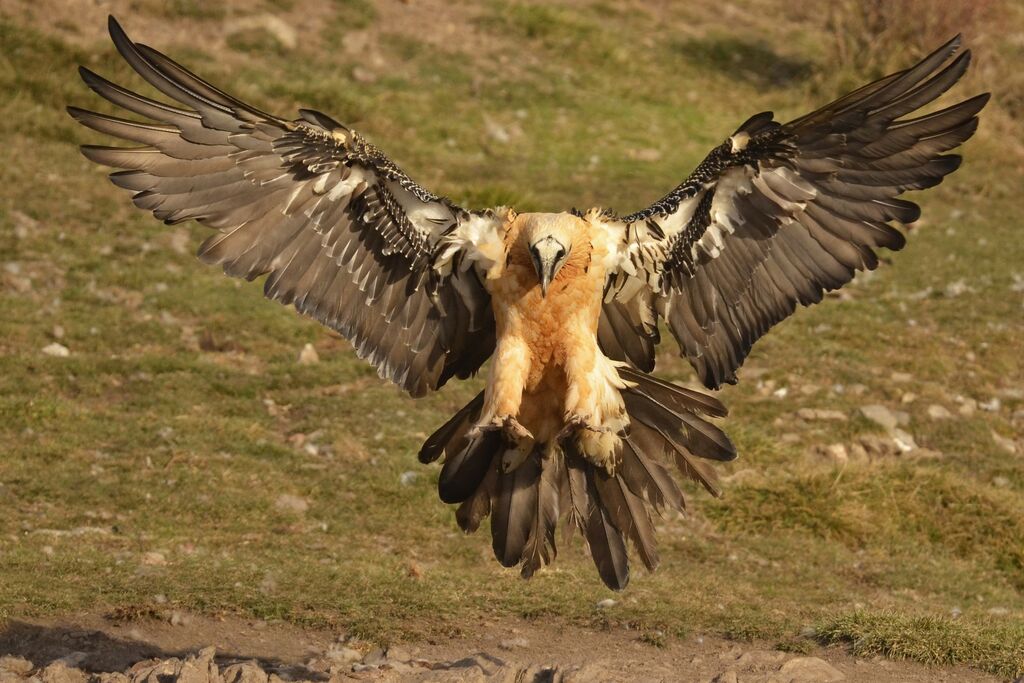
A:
71 17 986 589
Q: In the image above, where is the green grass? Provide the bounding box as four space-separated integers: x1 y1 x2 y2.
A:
818 610 1024 679
0 0 1022 677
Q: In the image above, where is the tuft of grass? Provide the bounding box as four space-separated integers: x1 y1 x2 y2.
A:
817 610 1024 679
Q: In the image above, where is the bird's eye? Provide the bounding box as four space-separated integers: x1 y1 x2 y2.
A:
556 247 566 260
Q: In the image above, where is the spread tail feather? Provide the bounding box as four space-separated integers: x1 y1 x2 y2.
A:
420 370 734 589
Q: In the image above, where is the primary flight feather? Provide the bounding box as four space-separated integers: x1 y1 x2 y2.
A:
71 17 987 589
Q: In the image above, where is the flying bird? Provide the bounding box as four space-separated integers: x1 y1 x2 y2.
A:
70 17 987 589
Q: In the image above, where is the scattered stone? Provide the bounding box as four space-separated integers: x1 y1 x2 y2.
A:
773 387 789 399
993 476 1010 488
386 646 412 662
361 648 386 667
926 404 952 420
979 397 1002 412
42 342 70 357
890 429 917 453
819 443 848 465
0 657 33 676
399 471 419 486
38 662 88 683
297 343 319 365
771 656 845 682
859 404 899 431
890 372 913 383
856 434 900 458
943 279 971 297
169 610 190 627
987 606 1010 616
900 392 916 404
351 66 378 84
991 431 1017 455
274 494 309 514
325 647 362 666
498 637 530 650
222 661 268 683
950 606 962 619
230 15 297 49
595 598 616 609
52 324 65 339
140 551 167 566
797 408 847 421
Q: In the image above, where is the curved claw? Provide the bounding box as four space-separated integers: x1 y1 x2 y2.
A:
467 414 533 444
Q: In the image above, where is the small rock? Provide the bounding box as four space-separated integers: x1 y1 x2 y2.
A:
298 343 319 365
141 551 167 566
595 598 616 609
361 648 386 667
42 342 70 357
797 408 847 421
773 387 789 399
386 646 411 662
231 15 297 49
275 494 309 514
859 404 901 431
950 606 962 619
890 372 913 383
987 606 1010 616
991 431 1017 455
891 429 917 453
222 661 268 683
993 476 1010 487
399 471 419 486
772 656 845 682
52 324 65 339
325 647 362 665
38 662 87 683
821 443 848 464
944 279 971 297
0 657 33 676
169 611 190 627
980 397 1002 412
712 671 739 683
900 392 916 404
926 404 952 420
352 66 378 83
498 638 529 650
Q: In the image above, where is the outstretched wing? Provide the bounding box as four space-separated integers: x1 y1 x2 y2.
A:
70 16 502 397
599 35 987 388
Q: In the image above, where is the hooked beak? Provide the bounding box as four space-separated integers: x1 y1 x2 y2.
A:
529 236 568 298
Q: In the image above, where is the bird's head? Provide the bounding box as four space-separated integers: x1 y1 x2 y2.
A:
517 213 580 297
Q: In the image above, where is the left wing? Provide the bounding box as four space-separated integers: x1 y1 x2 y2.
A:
70 17 504 397
598 35 988 388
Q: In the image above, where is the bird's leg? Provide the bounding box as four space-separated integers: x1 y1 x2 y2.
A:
560 347 626 469
470 337 534 443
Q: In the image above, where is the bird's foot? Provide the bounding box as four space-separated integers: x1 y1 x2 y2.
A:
557 413 611 443
467 414 534 444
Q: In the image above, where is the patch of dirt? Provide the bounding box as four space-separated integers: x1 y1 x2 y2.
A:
0 612 999 682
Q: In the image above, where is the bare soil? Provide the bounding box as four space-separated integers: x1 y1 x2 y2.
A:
0 611 999 682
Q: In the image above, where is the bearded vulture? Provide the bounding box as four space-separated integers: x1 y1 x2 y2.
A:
70 17 987 589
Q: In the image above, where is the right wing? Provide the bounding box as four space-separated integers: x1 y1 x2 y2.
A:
597 35 986 388
70 16 507 397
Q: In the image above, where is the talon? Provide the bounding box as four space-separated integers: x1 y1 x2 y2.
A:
470 415 533 443
558 413 610 442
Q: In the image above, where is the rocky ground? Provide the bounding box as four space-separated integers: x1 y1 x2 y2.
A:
0 614 1002 683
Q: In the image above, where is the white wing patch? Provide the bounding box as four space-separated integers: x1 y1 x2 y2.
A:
433 209 509 280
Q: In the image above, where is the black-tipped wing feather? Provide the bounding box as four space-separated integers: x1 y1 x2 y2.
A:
602 35 987 389
71 17 498 397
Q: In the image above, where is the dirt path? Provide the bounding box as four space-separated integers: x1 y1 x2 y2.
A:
0 612 998 683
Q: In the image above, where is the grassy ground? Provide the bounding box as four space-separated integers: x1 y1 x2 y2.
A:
1 0 1022 677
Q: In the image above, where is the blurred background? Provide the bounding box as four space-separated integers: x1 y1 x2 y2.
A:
0 0 1022 678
